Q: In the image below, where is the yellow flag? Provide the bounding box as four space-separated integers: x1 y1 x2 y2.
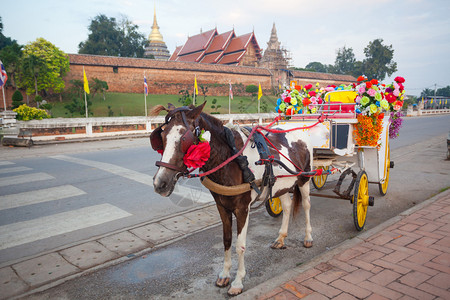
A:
83 67 90 94
258 83 262 100
194 76 198 95
431 99 433 104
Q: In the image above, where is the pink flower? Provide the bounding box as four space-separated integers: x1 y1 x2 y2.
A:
367 88 376 97
394 104 402 111
358 86 366 94
393 89 400 97
355 96 361 103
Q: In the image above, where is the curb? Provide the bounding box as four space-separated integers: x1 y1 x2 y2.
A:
237 188 450 299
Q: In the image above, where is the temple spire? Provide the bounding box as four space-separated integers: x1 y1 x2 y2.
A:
148 5 163 42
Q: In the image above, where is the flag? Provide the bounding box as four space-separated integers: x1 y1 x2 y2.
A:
0 60 7 88
144 76 148 96
431 99 433 104
83 67 90 94
194 76 198 95
229 83 233 100
257 83 262 100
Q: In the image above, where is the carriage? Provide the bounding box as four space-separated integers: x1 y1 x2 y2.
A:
265 90 393 231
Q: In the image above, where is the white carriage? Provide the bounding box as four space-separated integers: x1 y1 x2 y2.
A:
266 90 393 231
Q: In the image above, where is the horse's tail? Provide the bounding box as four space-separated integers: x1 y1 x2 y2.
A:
292 184 302 218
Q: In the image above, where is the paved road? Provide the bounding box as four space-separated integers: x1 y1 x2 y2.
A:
0 114 447 299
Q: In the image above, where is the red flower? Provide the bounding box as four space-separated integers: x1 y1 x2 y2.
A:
366 82 372 89
308 91 316 97
394 76 405 83
357 75 366 82
286 107 294 115
303 98 311 106
304 84 313 90
386 93 397 103
370 79 379 85
183 142 211 169
398 83 404 91
284 96 291 103
295 85 302 90
378 113 384 120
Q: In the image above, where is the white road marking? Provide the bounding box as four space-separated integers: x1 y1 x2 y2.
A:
0 161 14 166
0 185 86 211
0 203 131 251
0 173 55 187
0 166 32 174
50 155 213 203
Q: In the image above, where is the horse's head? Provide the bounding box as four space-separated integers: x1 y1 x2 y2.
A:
151 102 206 197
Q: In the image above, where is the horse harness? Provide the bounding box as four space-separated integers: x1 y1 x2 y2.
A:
150 106 201 173
151 107 305 197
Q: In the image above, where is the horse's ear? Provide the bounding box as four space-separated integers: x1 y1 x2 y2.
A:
167 103 176 111
187 101 206 120
149 105 168 116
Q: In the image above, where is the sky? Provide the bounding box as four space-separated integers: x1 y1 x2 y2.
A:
2 0 449 97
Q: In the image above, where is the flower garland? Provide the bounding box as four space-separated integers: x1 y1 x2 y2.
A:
353 112 384 147
389 111 403 139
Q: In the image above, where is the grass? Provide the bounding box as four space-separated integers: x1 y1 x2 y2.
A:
48 93 279 118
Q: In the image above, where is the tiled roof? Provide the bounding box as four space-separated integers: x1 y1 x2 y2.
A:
218 51 246 65
174 51 204 62
291 70 356 82
205 30 235 54
200 52 223 64
169 46 182 61
177 28 217 56
68 53 271 76
170 28 261 66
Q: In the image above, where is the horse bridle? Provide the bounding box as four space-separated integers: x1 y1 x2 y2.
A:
150 106 201 173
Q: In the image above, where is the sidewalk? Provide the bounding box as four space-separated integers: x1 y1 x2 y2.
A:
239 189 450 299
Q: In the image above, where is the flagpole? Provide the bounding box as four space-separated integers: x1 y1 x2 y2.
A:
144 71 147 117
84 90 88 118
193 75 196 106
258 82 260 114
228 81 231 115
83 66 88 118
2 87 6 112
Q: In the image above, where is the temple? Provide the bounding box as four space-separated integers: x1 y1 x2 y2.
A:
259 23 290 70
169 28 262 67
144 7 170 60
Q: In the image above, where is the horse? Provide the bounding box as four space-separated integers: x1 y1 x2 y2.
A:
151 102 313 296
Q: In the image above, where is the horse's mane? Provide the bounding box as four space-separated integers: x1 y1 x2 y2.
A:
199 111 224 131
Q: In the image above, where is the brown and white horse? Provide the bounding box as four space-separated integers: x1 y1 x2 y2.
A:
151 102 313 296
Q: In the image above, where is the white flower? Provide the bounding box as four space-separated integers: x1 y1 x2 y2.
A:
201 130 211 142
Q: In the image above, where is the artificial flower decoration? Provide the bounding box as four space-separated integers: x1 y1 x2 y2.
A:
183 129 211 169
275 83 326 115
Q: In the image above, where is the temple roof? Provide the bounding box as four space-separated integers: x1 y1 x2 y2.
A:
169 28 262 66
148 7 164 42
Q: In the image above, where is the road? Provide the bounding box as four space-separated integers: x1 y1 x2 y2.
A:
1 114 449 299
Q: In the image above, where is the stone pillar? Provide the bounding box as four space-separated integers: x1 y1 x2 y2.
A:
0 110 19 137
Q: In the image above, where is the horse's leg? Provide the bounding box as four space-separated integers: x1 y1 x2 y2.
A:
299 183 313 248
215 204 232 288
271 193 292 249
227 206 250 296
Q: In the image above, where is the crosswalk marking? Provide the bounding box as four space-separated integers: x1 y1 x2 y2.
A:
50 155 213 203
0 166 32 175
0 185 86 211
0 161 14 166
0 172 55 188
0 203 132 251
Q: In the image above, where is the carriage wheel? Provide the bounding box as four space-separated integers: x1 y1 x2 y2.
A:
312 166 329 190
379 144 390 196
353 171 369 231
266 197 283 218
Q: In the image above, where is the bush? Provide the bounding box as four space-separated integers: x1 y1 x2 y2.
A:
11 91 23 109
13 104 51 120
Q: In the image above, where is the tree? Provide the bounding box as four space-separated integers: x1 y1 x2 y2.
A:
11 90 23 109
305 62 328 73
79 14 146 58
90 78 109 100
0 42 22 89
16 38 69 97
0 16 17 50
334 46 356 75
245 84 258 100
361 39 397 81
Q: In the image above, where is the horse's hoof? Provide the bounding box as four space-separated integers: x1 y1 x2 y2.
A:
270 240 286 249
215 277 230 288
227 286 243 296
303 240 313 248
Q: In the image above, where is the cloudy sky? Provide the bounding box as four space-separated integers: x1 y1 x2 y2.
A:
2 0 449 96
